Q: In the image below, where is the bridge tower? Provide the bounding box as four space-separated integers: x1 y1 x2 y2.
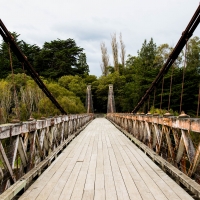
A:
86 85 94 113
107 84 116 113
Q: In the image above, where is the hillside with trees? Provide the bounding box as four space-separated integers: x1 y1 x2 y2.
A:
0 32 200 124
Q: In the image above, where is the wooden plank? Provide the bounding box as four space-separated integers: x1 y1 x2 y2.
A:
109 126 168 200
19 156 72 199
77 143 89 162
46 130 92 200
109 131 155 200
82 132 98 200
94 131 105 200
133 140 194 200
108 131 142 200
110 120 200 198
27 131 36 171
7 136 19 168
102 133 117 200
4 135 75 200
19 129 90 200
119 133 182 200
70 130 95 200
18 136 28 167
58 162 83 200
34 131 90 200
106 131 130 200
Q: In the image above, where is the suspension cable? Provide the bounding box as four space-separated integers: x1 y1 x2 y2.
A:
160 76 165 110
132 4 200 113
179 41 188 113
168 66 174 111
0 20 67 115
153 87 156 108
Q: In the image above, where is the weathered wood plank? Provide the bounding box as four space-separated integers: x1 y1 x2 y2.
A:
133 140 194 200
34 132 89 200
70 130 95 200
47 131 92 200
94 131 105 200
82 133 98 200
119 132 192 200
107 138 130 200
102 133 117 200
59 162 83 200
108 131 142 200
109 131 155 200
19 130 89 200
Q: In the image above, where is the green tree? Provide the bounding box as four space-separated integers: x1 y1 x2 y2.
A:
0 33 40 79
138 38 157 69
34 39 88 79
83 75 97 85
76 53 89 75
94 72 126 113
58 75 87 104
187 36 200 73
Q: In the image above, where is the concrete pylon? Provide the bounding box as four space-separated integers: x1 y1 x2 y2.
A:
107 84 116 113
85 85 94 113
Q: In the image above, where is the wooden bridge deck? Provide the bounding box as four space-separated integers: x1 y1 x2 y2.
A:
19 118 193 200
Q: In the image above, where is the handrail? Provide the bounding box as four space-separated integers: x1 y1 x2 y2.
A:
107 113 200 198
0 114 93 197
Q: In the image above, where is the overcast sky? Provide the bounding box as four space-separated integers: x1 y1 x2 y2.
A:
1 0 200 77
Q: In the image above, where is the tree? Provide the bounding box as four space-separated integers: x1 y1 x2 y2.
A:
94 72 126 113
0 32 41 79
154 44 172 67
58 75 87 104
187 36 200 73
34 39 88 79
177 37 200 116
83 75 97 85
138 38 157 69
100 42 109 76
76 53 89 75
0 81 12 123
120 33 126 69
111 33 119 72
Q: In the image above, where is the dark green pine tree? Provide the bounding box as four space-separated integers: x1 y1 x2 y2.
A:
0 32 41 79
34 39 88 79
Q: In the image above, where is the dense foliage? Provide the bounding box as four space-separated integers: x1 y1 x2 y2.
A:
92 37 200 116
0 33 200 124
0 33 89 80
0 73 86 123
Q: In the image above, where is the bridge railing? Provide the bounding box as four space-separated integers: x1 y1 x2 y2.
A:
0 114 93 195
107 113 200 196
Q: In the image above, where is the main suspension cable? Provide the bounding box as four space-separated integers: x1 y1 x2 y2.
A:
0 20 67 115
132 4 200 113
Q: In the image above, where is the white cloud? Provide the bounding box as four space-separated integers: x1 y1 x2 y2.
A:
1 0 200 77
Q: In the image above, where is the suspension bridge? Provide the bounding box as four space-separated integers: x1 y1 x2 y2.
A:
0 4 200 200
